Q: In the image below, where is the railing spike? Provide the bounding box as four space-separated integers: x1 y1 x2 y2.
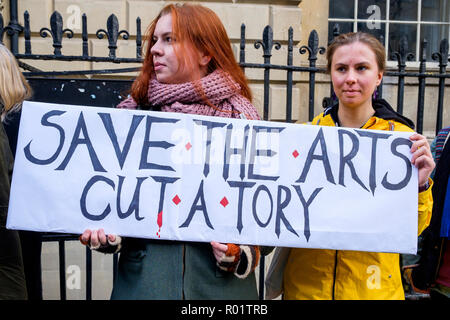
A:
136 17 142 59
432 38 449 68
254 25 280 60
82 14 88 57
96 14 129 59
300 29 325 63
24 11 31 54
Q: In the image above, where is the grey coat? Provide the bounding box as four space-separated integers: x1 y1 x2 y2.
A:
110 238 271 300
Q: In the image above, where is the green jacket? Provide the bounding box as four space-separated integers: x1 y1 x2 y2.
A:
110 83 271 300
0 122 27 300
111 238 271 300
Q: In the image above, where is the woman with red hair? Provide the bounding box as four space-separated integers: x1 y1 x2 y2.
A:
80 3 269 299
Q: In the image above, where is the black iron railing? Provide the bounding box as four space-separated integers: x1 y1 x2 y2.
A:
1 10 449 131
1 5 449 300
40 234 118 300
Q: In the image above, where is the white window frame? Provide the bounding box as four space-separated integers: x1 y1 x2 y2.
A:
328 0 450 69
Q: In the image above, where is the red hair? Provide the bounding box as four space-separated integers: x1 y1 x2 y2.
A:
131 3 252 108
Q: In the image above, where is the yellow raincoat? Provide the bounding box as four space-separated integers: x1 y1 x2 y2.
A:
283 100 433 300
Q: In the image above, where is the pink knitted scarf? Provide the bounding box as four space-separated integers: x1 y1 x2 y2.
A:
117 70 260 120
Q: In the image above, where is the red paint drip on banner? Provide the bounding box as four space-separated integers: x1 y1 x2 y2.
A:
156 211 163 238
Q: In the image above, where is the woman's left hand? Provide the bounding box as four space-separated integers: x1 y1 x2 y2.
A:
211 241 228 262
409 133 435 188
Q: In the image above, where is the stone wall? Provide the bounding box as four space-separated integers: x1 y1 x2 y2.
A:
3 0 449 299
10 0 448 133
15 0 304 122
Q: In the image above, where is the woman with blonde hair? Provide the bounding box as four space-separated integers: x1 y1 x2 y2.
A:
0 44 32 120
80 3 270 300
0 43 30 299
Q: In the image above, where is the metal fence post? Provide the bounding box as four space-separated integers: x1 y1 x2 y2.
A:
58 240 66 300
432 39 449 134
300 30 325 122
255 25 280 121
7 0 20 53
417 39 428 134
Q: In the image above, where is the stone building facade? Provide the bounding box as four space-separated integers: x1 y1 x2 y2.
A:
2 0 448 132
1 0 449 299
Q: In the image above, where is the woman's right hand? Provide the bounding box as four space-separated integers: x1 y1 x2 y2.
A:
79 228 119 250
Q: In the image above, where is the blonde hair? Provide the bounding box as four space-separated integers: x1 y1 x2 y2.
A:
0 44 32 120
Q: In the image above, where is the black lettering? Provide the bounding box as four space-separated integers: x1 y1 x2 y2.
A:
382 137 413 190
228 180 256 233
252 185 273 228
297 127 335 184
292 185 323 242
194 120 227 178
275 185 299 238
116 175 147 221
179 180 214 229
24 110 66 165
338 129 368 192
140 115 179 171
80 175 114 221
356 130 391 195
248 126 284 181
99 113 144 169
56 112 106 172
151 175 180 217
223 124 250 181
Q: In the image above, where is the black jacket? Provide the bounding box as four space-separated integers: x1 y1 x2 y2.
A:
325 98 415 130
412 135 450 290
0 122 27 299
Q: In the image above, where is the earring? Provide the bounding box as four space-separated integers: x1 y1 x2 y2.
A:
332 92 337 103
372 89 378 100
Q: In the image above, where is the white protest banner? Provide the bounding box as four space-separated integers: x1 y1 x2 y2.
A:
7 101 418 253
